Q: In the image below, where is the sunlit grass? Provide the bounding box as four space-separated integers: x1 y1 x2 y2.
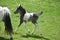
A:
0 0 60 40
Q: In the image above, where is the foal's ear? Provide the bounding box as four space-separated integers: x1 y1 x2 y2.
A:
20 5 22 7
18 4 21 7
18 4 22 8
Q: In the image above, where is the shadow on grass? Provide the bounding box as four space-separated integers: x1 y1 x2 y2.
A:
21 34 50 40
0 37 13 40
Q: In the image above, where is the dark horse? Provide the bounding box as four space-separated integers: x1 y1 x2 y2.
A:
0 6 13 40
14 5 43 35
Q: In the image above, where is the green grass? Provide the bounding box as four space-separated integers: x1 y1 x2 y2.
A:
0 0 60 40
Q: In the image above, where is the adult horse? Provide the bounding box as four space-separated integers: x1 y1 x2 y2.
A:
14 5 43 35
0 6 13 40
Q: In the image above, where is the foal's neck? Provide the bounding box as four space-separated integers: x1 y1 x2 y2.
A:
20 11 26 16
20 12 26 20
20 8 26 20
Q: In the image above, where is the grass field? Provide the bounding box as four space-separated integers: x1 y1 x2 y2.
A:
0 0 60 40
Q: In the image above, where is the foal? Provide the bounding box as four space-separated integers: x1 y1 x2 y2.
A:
0 6 13 39
14 5 43 35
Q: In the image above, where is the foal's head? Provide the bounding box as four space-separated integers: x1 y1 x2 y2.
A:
14 5 26 14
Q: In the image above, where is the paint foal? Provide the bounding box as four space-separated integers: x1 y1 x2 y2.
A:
14 5 43 35
0 6 13 40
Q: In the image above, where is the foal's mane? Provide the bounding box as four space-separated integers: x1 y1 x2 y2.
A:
19 5 26 14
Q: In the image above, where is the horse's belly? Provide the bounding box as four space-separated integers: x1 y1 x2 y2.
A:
23 14 30 21
23 13 33 21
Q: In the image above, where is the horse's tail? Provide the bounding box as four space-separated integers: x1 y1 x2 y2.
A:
4 13 13 34
37 11 43 17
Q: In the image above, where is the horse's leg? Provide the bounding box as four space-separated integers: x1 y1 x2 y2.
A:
31 22 37 34
31 21 42 35
15 20 23 32
3 13 13 39
35 22 42 35
24 22 30 33
10 32 13 40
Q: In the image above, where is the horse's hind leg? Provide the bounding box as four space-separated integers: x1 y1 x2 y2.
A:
4 13 13 40
15 20 23 32
31 22 37 34
24 22 30 33
35 22 42 35
31 21 42 35
10 32 13 40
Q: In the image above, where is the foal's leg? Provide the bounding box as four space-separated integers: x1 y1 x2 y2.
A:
31 22 42 35
15 20 23 32
24 22 30 33
36 22 42 35
31 22 37 34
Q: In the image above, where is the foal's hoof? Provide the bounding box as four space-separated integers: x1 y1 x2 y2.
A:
28 29 30 33
10 37 13 40
40 33 43 36
14 30 17 33
14 32 18 34
28 31 30 33
14 31 18 34
31 32 34 35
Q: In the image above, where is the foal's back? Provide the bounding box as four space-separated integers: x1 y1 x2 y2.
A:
23 12 34 21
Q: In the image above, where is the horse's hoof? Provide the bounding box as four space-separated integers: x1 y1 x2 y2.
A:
32 33 33 35
10 37 13 40
40 33 43 36
28 29 30 33
14 31 18 34
31 32 34 35
14 30 17 33
14 32 18 34
28 31 30 33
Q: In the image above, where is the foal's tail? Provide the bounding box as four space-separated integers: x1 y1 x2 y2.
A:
4 13 13 34
37 11 43 17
